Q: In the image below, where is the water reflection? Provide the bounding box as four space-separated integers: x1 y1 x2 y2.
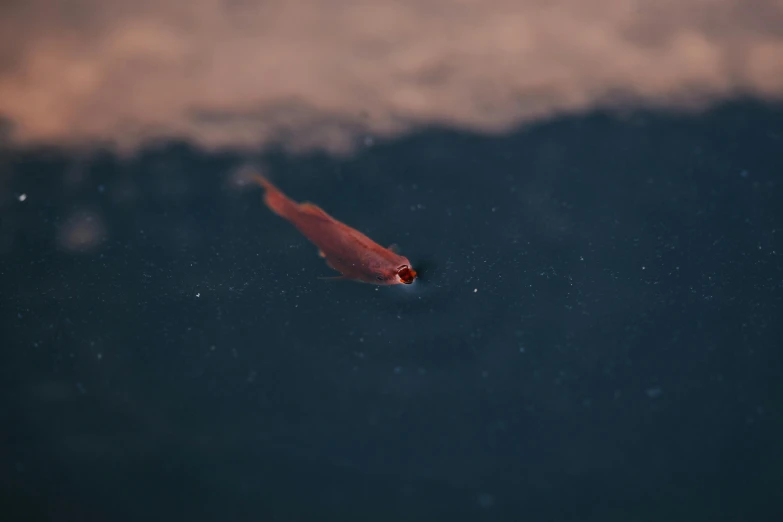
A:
0 0 780 154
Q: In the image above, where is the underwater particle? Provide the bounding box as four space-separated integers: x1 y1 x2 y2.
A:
478 493 495 508
18 193 27 202
57 210 106 252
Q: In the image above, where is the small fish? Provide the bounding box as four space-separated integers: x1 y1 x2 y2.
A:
249 174 417 285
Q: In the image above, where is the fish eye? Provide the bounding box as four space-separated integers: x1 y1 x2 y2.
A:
396 265 417 284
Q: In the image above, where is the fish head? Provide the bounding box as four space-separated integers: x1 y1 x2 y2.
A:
395 264 417 284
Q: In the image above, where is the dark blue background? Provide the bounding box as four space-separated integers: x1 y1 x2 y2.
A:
2 99 782 521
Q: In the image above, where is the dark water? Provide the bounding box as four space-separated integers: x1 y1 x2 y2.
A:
2 99 782 521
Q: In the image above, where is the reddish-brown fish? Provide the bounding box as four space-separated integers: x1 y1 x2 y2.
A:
249 174 417 285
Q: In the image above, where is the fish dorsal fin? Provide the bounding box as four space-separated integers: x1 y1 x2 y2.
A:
387 243 400 254
300 202 330 219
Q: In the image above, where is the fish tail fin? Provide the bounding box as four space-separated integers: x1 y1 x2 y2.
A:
246 172 298 219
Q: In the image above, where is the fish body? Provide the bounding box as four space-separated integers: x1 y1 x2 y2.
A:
250 174 417 285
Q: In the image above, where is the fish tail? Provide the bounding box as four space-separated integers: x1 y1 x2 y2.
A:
247 173 298 218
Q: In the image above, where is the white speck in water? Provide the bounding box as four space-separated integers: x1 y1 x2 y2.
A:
96 353 102 360
646 387 662 398
18 193 27 202
519 346 526 353
196 292 200 297
474 288 478 293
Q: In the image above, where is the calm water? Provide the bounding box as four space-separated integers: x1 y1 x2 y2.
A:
2 99 782 521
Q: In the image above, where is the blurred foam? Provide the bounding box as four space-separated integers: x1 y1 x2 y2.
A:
0 0 781 155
